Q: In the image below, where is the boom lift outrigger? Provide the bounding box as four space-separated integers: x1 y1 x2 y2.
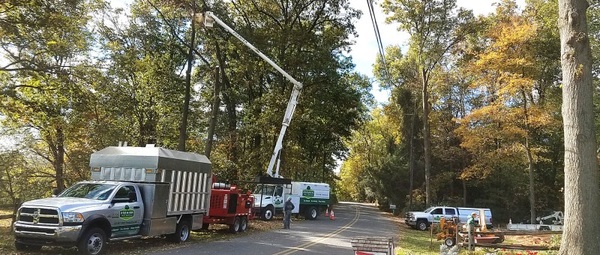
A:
202 11 302 178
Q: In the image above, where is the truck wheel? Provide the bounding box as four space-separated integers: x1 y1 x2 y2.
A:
305 206 318 220
444 237 455 247
493 234 505 243
262 206 274 221
169 220 191 243
417 220 428 231
15 241 42 251
229 217 241 233
77 227 106 255
239 217 248 232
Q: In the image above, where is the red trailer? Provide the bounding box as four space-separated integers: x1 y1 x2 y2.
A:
202 182 255 233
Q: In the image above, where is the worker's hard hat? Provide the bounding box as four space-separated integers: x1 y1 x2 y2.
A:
287 197 292 201
471 212 477 216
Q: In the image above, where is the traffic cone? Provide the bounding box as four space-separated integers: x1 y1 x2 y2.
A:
329 209 335 220
325 208 329 217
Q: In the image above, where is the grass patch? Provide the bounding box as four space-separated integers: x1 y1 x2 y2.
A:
396 223 442 255
395 220 561 255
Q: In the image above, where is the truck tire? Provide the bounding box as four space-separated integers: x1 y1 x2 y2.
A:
444 237 455 247
305 206 318 220
239 216 248 232
417 220 428 231
493 234 505 243
14 241 42 251
229 217 241 233
77 227 107 255
261 206 274 221
169 220 191 243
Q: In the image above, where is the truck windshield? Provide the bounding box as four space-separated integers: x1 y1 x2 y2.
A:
59 183 117 200
423 207 435 213
253 185 275 195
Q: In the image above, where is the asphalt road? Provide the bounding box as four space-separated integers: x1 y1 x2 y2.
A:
150 202 399 255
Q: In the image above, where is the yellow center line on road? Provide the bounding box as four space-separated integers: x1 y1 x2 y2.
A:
273 206 361 255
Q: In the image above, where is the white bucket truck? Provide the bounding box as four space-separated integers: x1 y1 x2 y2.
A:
203 12 331 221
253 177 330 220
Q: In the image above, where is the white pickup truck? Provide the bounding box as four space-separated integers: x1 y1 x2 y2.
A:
405 206 493 231
13 146 214 255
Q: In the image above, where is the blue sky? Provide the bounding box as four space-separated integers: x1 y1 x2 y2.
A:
349 0 526 105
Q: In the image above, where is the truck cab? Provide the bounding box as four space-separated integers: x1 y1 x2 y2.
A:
14 181 145 254
253 184 298 220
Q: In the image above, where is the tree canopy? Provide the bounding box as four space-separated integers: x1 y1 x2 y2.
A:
1 1 599 243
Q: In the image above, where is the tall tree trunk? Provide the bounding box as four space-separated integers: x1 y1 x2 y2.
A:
178 9 197 151
54 126 65 192
557 0 600 253
205 66 221 158
462 180 467 206
421 68 431 207
525 136 536 223
521 89 537 223
221 73 238 180
3 163 20 225
408 100 416 210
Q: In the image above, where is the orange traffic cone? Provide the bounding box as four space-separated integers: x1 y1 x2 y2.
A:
325 208 329 217
329 209 335 220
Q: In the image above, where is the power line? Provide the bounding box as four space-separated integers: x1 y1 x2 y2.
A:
366 0 390 82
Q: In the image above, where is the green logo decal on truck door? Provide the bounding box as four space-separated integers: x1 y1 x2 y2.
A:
120 205 134 220
302 186 314 197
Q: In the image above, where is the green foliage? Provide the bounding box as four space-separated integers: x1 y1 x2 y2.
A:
339 0 566 227
337 108 410 206
0 0 582 237
196 0 368 183
0 0 369 201
0 150 51 217
455 0 562 223
0 0 105 190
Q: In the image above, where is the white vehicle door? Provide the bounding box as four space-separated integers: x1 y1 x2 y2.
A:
109 185 143 237
430 208 444 224
273 186 284 210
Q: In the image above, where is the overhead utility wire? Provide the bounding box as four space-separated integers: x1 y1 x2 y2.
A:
366 0 391 82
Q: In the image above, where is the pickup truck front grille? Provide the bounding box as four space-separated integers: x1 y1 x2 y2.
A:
18 207 60 225
15 226 56 234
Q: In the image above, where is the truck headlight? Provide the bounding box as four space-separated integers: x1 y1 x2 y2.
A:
62 212 85 223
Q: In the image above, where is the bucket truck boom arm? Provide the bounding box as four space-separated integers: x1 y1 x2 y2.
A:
202 11 302 178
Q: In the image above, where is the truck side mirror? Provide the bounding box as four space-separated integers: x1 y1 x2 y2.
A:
128 192 137 202
52 188 60 197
